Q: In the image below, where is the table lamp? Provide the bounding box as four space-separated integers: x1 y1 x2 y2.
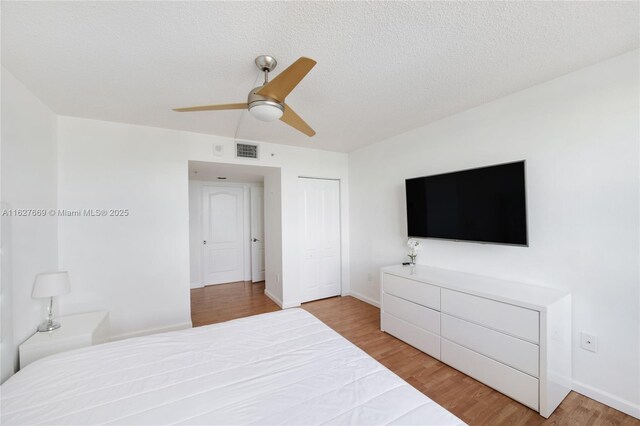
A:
32 271 71 332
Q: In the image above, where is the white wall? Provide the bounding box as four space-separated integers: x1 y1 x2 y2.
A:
1 68 58 382
185 133 350 308
56 116 349 337
57 117 192 339
188 180 201 286
349 50 640 416
189 179 264 287
263 168 283 304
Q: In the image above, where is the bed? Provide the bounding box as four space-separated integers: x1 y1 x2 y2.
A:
1 308 465 425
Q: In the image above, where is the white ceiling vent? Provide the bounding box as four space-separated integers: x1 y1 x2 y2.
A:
236 142 259 159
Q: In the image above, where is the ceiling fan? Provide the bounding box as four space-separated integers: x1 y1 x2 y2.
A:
173 55 316 137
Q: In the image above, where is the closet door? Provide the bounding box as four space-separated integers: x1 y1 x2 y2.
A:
298 178 341 303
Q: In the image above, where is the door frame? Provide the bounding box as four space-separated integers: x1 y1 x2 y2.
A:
297 176 342 302
250 186 266 283
200 183 246 286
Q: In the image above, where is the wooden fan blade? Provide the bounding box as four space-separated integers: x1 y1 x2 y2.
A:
173 103 247 112
280 104 315 137
256 57 316 103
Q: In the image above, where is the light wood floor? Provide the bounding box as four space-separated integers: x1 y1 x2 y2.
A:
190 280 280 327
191 281 639 426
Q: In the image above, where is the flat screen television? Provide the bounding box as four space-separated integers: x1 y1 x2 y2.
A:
405 161 527 246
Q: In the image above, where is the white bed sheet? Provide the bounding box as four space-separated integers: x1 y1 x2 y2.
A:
1 308 465 425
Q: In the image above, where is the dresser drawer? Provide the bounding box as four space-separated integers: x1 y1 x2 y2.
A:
383 273 440 310
442 339 539 411
383 293 440 335
382 312 440 359
441 313 539 377
441 289 539 343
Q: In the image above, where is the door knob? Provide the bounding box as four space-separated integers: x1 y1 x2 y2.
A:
252 238 260 242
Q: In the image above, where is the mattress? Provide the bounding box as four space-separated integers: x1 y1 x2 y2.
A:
1 308 465 425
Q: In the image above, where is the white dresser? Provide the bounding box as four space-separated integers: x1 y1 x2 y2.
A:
380 265 571 418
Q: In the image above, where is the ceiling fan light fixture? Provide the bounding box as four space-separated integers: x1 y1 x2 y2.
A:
248 100 284 122
173 56 316 136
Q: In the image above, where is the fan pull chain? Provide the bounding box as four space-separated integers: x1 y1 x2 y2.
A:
234 71 263 142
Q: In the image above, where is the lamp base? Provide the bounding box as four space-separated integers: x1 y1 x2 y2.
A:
37 321 61 332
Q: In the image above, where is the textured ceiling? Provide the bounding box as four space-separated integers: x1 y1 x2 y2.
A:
2 2 638 153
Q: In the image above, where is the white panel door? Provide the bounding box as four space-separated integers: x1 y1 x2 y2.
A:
299 178 341 303
202 186 244 285
250 187 265 282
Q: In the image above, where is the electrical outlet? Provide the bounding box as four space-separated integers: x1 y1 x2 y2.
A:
275 274 280 283
580 332 598 352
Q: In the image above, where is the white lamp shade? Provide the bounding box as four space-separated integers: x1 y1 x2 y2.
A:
32 272 71 298
249 103 284 122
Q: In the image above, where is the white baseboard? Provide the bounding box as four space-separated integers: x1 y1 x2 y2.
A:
572 380 640 419
264 289 300 309
110 322 193 341
347 291 380 308
264 289 283 308
190 281 203 289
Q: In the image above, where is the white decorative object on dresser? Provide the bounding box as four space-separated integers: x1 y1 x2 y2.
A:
19 310 110 369
380 264 571 418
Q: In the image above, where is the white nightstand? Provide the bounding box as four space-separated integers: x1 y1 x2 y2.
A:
19 310 110 369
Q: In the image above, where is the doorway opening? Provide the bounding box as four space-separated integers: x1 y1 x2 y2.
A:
188 161 280 296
